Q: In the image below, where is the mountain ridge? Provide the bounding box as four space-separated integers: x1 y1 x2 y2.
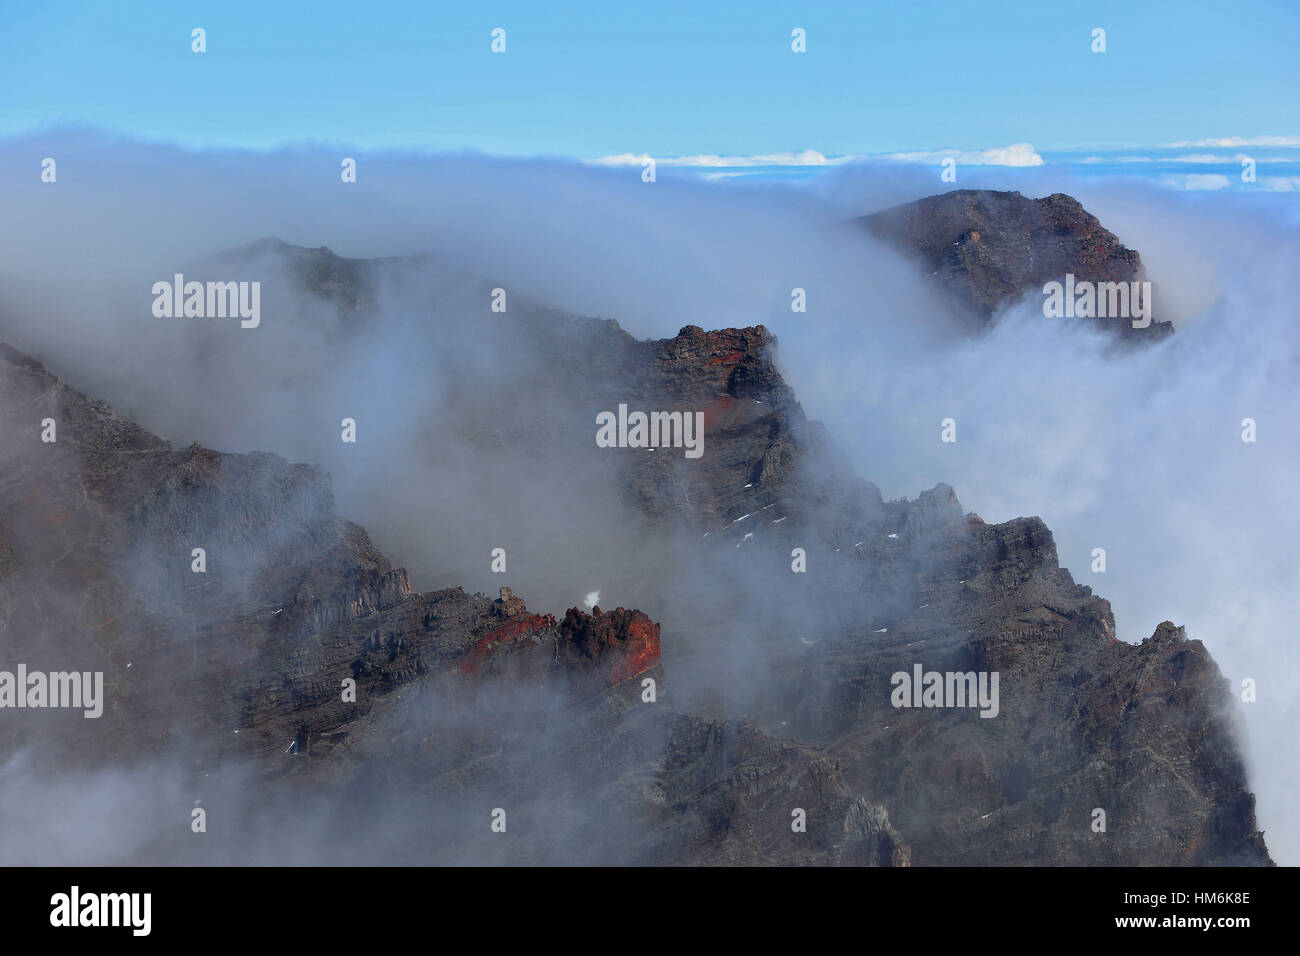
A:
0 189 1269 865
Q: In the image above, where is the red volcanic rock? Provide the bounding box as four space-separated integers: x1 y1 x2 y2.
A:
459 612 557 676
558 605 661 691
452 596 660 699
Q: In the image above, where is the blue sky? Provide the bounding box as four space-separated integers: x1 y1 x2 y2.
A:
2 0 1297 158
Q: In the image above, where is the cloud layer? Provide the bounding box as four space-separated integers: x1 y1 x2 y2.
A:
0 128 1295 863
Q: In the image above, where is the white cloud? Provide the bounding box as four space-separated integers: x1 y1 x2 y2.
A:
1160 173 1231 190
877 142 1044 167
1169 152 1284 163
589 142 1043 169
1170 153 1235 163
589 149 845 168
1079 151 1295 165
1078 155 1154 164
1165 135 1300 147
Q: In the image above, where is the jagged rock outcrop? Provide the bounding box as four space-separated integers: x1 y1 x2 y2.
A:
837 798 911 867
862 189 1174 337
0 193 1269 865
569 314 1264 863
0 342 902 866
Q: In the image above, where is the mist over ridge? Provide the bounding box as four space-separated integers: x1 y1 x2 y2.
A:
0 128 1294 864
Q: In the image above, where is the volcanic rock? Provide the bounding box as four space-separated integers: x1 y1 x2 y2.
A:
862 189 1174 337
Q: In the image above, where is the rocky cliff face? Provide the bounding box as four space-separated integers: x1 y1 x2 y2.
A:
0 191 1268 865
862 189 1174 338
0 342 907 865
483 315 1267 865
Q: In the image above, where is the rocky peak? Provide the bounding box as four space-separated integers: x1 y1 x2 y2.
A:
0 194 1269 864
861 189 1173 337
